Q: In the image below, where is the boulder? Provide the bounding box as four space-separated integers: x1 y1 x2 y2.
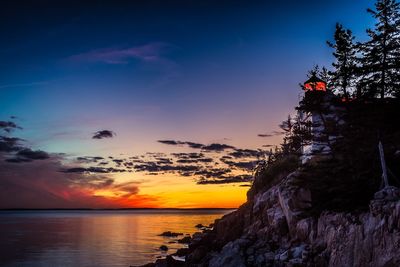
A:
208 241 247 267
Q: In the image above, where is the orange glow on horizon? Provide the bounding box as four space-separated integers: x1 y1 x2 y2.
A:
89 172 249 209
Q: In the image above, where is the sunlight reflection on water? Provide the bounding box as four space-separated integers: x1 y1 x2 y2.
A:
0 210 232 267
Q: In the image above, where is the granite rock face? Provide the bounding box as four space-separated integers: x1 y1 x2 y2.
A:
185 174 400 267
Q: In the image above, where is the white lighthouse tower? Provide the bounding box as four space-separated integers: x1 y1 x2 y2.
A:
300 75 343 164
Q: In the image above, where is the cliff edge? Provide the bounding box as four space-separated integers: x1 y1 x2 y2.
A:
141 166 400 267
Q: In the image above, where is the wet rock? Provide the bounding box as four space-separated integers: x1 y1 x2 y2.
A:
132 263 155 267
159 255 185 267
192 232 202 238
159 245 168 251
208 241 247 267
195 223 205 228
187 245 208 263
177 236 191 244
158 231 183 237
136 255 185 267
174 248 190 257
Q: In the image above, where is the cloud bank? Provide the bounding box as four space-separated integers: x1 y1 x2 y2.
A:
0 121 158 209
0 119 269 208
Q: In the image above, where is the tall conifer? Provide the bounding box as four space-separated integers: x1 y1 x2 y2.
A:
359 0 400 98
327 23 357 99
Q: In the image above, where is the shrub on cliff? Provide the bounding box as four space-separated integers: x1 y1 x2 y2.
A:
247 154 299 200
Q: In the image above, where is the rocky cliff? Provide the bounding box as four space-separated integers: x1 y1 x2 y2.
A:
141 169 400 267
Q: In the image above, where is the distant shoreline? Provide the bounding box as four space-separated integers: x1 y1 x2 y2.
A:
0 208 236 211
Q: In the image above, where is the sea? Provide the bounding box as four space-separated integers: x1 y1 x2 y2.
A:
0 209 232 267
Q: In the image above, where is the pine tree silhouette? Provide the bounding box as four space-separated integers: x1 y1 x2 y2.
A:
359 0 400 98
327 23 357 99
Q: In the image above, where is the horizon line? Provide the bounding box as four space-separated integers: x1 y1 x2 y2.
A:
0 207 237 211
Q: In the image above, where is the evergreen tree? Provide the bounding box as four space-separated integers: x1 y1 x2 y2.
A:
279 115 296 155
359 0 400 98
327 23 357 99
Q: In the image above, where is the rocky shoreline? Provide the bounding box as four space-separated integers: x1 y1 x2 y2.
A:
134 170 400 267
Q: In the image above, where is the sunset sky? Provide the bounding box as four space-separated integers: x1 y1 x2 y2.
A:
0 0 375 208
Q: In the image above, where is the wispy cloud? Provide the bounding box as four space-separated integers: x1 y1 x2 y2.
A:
68 42 175 64
0 81 48 89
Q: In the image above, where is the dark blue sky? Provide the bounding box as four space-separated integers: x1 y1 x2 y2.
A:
0 0 375 153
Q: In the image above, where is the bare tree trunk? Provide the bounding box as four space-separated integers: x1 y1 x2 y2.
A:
378 141 389 188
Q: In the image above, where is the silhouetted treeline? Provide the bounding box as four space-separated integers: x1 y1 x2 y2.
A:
255 0 400 213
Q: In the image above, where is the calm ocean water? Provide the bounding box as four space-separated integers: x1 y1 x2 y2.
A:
0 209 232 267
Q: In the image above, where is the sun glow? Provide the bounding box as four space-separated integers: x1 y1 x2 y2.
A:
73 171 248 209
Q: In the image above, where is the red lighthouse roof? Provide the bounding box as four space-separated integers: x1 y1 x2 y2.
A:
304 75 327 91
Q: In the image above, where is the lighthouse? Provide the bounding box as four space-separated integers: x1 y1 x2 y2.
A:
300 75 343 164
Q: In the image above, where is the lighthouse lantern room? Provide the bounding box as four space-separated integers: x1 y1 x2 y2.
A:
304 75 327 91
